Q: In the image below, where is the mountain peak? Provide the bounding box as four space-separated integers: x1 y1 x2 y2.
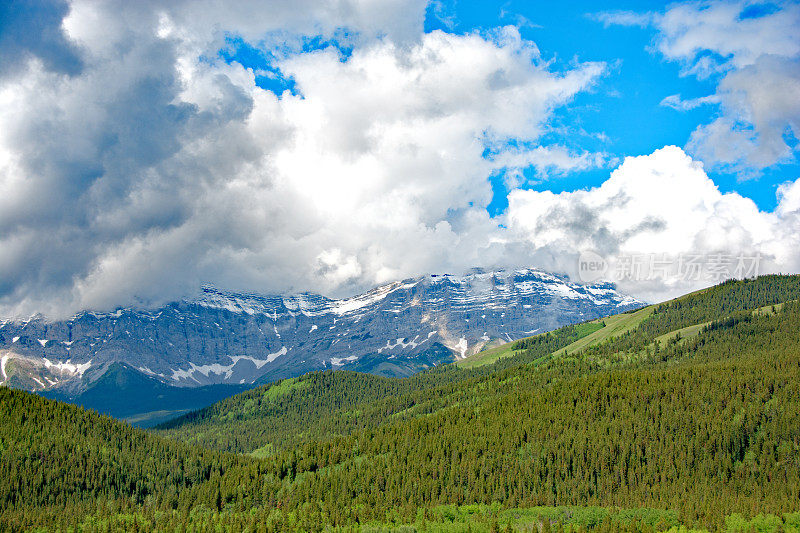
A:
0 267 640 396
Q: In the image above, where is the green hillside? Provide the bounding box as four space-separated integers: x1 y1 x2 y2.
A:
455 309 648 369
0 386 276 531
462 274 800 369
2 275 800 531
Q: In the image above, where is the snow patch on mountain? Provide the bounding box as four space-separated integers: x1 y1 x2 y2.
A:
43 358 92 377
230 346 287 368
0 354 8 384
377 335 429 353
330 355 358 367
172 346 289 383
171 362 232 383
455 337 468 359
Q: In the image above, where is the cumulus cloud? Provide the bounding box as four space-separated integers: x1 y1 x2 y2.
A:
0 0 83 77
0 0 609 318
598 0 800 176
505 146 800 301
2 0 797 319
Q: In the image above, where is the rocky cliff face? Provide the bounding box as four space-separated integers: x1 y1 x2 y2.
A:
0 268 640 394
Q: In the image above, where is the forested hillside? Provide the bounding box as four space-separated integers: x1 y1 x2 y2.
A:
2 275 800 531
157 275 800 455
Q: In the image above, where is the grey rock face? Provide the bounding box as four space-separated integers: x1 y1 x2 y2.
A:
0 268 641 393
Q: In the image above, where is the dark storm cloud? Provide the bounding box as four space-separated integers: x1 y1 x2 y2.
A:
0 0 83 77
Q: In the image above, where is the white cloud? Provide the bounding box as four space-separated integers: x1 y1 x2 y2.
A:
686 55 800 174
505 146 800 301
591 10 653 28
0 1 608 318
493 146 616 187
660 93 721 111
777 178 800 216
655 0 800 175
653 0 800 74
2 0 797 319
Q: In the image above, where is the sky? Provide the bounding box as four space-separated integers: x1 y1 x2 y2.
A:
0 0 798 318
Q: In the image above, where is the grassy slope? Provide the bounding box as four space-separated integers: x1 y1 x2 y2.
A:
461 285 797 369
455 337 519 368
654 321 709 345
560 306 653 355
459 305 653 368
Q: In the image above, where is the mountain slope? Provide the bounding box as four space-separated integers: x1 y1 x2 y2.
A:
156 275 800 529
40 362 250 427
0 268 639 401
460 274 800 368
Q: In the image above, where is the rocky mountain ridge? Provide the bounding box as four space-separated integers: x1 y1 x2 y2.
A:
0 268 641 395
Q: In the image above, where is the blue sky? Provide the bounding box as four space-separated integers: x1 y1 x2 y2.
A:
432 0 798 214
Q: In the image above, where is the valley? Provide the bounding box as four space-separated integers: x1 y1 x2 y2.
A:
1 275 799 531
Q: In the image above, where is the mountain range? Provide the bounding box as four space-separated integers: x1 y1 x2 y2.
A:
0 267 639 422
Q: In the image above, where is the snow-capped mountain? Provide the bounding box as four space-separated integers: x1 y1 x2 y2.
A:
0 268 641 395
